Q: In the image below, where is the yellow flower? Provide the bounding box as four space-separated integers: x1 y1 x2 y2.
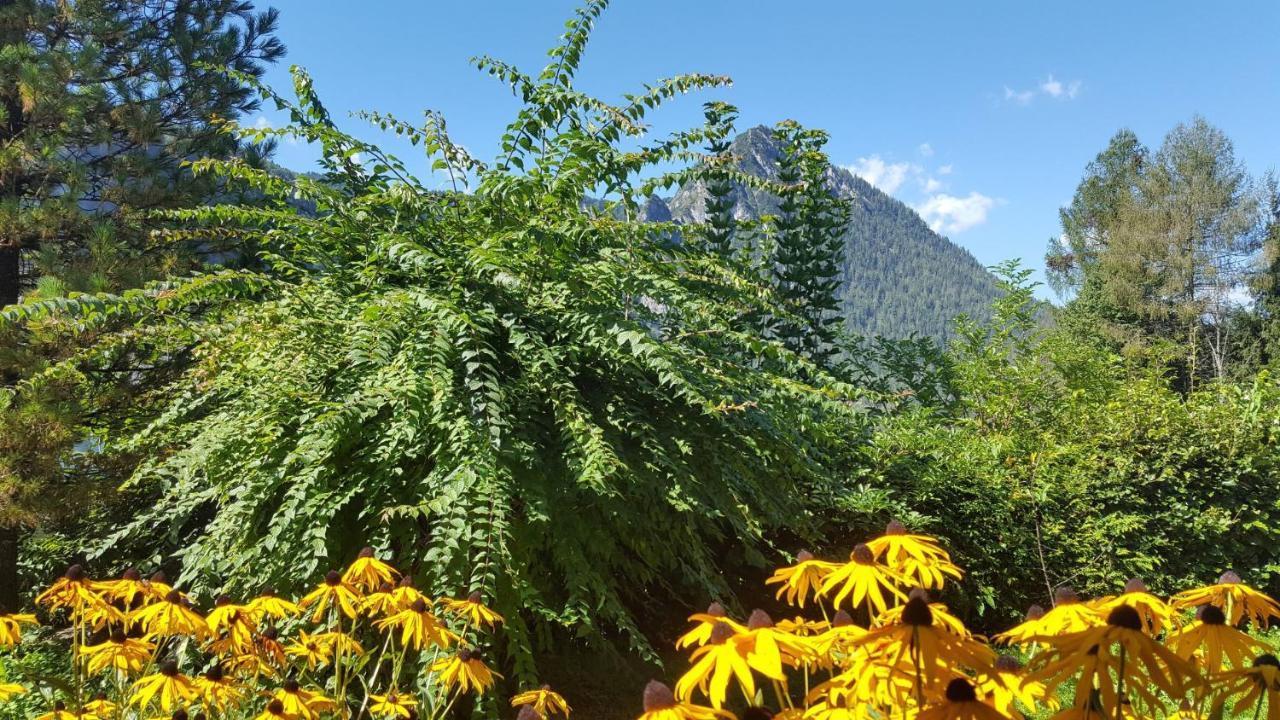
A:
848 596 995 700
440 591 504 629
311 629 365 658
1030 604 1199 715
915 679 1014 720
284 630 334 670
374 598 458 650
130 660 197 713
637 681 734 720
246 590 300 621
1089 578 1178 635
766 551 839 608
79 596 128 634
818 544 906 617
867 521 963 590
0 682 27 701
130 589 209 639
207 596 257 655
511 685 572 718
255 699 292 720
801 610 866 665
144 571 174 602
298 571 361 622
1166 604 1271 672
80 629 155 675
35 565 98 613
0 612 38 646
273 680 334 720
675 612 809 709
1209 653 1280 720
94 568 151 608
875 592 969 637
391 577 428 608
996 588 1101 644
776 616 829 637
82 695 117 717
194 665 244 712
675 604 748 650
360 584 403 619
341 547 399 591
976 655 1056 718
1172 572 1280 629
431 648 500 694
368 690 418 719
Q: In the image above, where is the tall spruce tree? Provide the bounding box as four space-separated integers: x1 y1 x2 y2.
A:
770 120 848 366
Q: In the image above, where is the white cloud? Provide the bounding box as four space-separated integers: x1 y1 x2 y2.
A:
1040 74 1082 99
846 155 915 195
918 142 934 157
1003 86 1035 105
937 164 954 175
921 176 943 193
915 192 998 234
254 115 272 130
1005 75 1083 105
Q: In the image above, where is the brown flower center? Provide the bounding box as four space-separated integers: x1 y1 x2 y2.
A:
1106 605 1142 631
944 678 977 703
901 597 933 626
642 680 677 712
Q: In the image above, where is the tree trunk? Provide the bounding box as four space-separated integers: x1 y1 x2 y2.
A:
0 245 18 308
0 524 18 612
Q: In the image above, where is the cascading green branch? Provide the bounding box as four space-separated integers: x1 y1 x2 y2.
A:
0 0 866 669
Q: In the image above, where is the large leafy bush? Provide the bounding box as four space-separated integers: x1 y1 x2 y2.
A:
0 1 865 666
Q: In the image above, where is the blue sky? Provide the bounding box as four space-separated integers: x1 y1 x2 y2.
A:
254 1 1280 299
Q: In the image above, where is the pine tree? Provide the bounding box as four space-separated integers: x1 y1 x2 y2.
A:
0 0 282 612
0 0 285 309
770 120 848 366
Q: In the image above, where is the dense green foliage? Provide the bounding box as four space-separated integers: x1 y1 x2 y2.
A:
0 4 866 671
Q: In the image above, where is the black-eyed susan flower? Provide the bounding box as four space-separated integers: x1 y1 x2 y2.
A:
207 596 257 655
1090 578 1178 636
145 571 174 602
431 648 500 694
766 551 838 608
80 628 155 675
131 589 208 639
997 588 1101 645
35 565 98 613
675 620 768 709
637 680 733 720
511 685 571 718
298 571 360 623
360 583 402 619
284 630 333 670
818 544 906 618
1172 572 1280 629
776 616 828 637
375 598 457 650
1209 653 1280 720
246 590 300 622
0 612 37 646
130 660 197 713
976 655 1055 718
808 654 917 710
1166 604 1271 672
916 678 1013 720
440 591 503 630
875 589 969 637
391 576 427 609
272 679 334 720
1030 604 1199 714
848 595 994 698
342 547 399 592
194 665 244 713
0 682 27 702
993 605 1048 646
676 603 748 650
800 700 862 720
79 595 128 633
95 567 150 608
801 610 866 665
311 629 364 659
368 690 418 719
254 699 291 720
867 521 963 591
82 694 117 717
